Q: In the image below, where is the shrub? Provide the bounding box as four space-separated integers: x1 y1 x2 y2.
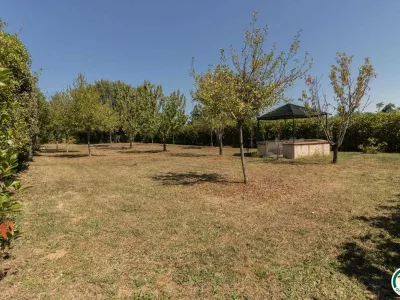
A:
0 104 22 251
358 138 387 154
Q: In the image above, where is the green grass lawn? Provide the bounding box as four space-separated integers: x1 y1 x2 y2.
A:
1 143 399 299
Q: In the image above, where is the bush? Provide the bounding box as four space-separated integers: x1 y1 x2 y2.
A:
0 105 22 251
358 138 387 154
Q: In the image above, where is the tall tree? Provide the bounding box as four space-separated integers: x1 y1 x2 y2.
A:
381 103 396 113
102 102 120 145
49 91 75 152
192 12 311 183
191 103 231 155
302 53 376 163
136 81 163 143
118 86 140 148
70 73 105 156
159 90 187 151
0 19 42 157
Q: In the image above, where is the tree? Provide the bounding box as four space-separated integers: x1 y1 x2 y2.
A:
49 91 75 152
376 102 384 112
118 86 140 148
102 102 119 145
302 53 377 163
191 103 232 155
159 90 187 151
0 19 42 157
381 103 396 113
192 12 311 183
136 81 163 143
70 73 105 156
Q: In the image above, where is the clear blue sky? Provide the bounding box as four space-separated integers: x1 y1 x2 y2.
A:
3 0 400 112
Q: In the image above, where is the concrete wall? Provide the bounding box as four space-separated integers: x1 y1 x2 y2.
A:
257 140 281 156
283 142 330 159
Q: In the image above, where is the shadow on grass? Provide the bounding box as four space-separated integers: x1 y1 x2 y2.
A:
118 149 163 154
169 153 208 158
51 153 106 158
259 157 330 165
337 198 400 299
232 152 258 158
38 149 80 154
182 146 203 149
152 171 227 186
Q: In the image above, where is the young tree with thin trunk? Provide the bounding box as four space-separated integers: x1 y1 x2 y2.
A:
136 81 163 143
192 12 311 183
302 53 376 164
70 73 105 156
49 91 75 152
159 90 187 151
102 101 119 145
119 87 140 149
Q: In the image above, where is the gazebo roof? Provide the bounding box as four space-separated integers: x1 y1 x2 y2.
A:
257 103 328 121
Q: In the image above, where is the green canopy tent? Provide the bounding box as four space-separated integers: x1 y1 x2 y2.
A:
256 103 329 142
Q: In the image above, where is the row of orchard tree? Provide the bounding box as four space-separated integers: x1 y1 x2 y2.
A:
46 75 187 156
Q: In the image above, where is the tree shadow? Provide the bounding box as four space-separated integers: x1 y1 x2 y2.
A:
259 157 329 165
232 152 259 158
38 149 79 154
118 150 163 154
152 172 227 186
337 199 400 299
182 146 203 149
52 153 106 158
169 153 208 158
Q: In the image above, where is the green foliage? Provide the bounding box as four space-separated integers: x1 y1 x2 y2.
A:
71 73 105 134
136 81 163 142
118 85 140 146
0 101 21 251
159 90 187 150
358 138 387 154
0 19 43 157
49 91 75 141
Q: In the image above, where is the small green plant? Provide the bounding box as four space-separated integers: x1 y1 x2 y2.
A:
358 138 387 154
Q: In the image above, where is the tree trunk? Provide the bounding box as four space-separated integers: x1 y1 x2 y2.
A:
239 123 248 184
210 131 213 147
66 133 69 153
56 140 59 152
109 132 112 145
151 136 154 143
129 135 133 149
87 132 92 157
163 139 167 151
218 132 223 155
250 128 254 148
332 143 338 164
172 135 175 144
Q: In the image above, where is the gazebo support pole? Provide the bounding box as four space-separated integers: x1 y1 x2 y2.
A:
284 118 287 140
292 117 295 143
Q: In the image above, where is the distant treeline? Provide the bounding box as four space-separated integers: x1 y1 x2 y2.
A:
65 111 400 153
